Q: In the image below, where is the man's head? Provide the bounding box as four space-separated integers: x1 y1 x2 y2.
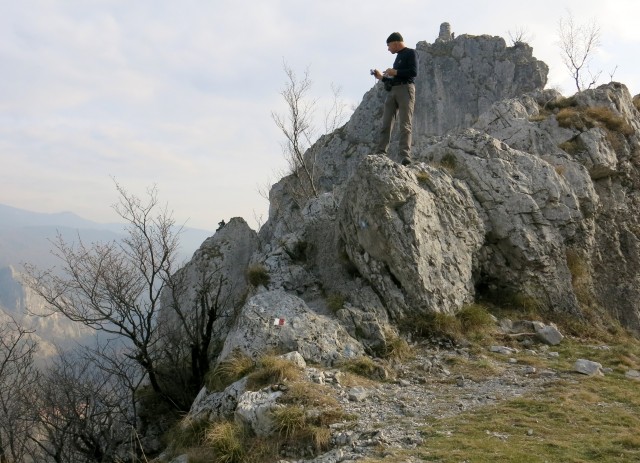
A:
386 32 405 54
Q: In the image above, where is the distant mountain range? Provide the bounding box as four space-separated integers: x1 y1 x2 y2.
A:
0 202 214 269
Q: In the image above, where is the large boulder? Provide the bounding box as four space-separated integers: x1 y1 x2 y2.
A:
159 217 259 345
337 156 484 318
464 82 640 331
217 290 364 366
421 129 582 314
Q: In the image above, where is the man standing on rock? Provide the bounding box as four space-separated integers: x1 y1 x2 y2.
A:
372 32 418 166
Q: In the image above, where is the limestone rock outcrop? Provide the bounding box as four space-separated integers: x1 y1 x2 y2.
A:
337 156 484 318
413 33 548 137
159 217 258 348
217 290 364 365
172 24 640 373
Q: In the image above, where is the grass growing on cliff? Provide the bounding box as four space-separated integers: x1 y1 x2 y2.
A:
203 421 246 463
206 350 255 391
246 355 303 390
172 370 350 462
556 105 634 155
382 332 413 361
399 304 495 343
326 292 346 313
339 355 385 380
246 263 270 287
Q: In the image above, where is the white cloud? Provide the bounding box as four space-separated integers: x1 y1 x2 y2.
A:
1 0 639 231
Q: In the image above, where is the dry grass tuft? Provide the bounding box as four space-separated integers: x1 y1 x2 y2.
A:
382 333 414 361
556 107 590 130
556 105 634 156
415 170 430 183
338 356 389 380
203 421 246 463
326 292 346 313
282 381 339 408
585 106 635 135
246 355 303 390
272 405 306 439
206 350 255 391
457 304 495 335
165 415 209 451
246 263 270 287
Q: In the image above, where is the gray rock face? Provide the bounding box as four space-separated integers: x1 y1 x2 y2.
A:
337 156 484 318
413 34 548 137
172 26 640 376
462 83 640 331
573 359 604 376
421 129 582 313
306 29 549 191
188 377 248 422
218 290 364 366
159 217 258 345
234 389 283 437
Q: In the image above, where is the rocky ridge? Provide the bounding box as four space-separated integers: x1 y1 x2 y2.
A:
158 23 640 462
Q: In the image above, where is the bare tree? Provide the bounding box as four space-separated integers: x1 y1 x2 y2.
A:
270 62 353 208
24 183 181 397
271 62 319 204
508 26 534 46
557 11 602 92
324 83 349 133
160 255 237 400
0 316 40 463
32 349 137 463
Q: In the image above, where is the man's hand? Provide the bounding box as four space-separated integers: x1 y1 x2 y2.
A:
372 69 383 80
384 68 398 77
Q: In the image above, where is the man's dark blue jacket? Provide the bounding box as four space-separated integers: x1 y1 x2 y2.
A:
391 47 418 84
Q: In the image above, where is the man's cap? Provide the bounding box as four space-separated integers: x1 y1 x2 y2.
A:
386 32 403 43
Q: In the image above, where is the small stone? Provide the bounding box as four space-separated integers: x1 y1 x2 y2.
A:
573 359 603 376
281 351 307 368
348 386 369 402
527 429 534 436
625 369 640 380
490 346 516 355
421 359 433 372
535 323 564 346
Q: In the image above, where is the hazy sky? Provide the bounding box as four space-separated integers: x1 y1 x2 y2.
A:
2 1 639 231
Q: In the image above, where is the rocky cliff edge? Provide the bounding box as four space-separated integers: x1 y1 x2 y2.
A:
168 26 640 369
